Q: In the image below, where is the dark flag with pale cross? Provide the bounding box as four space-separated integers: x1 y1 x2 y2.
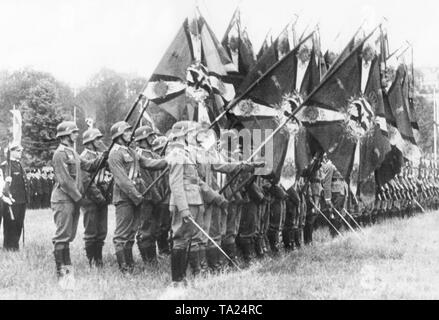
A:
297 29 391 184
143 12 236 134
229 33 315 181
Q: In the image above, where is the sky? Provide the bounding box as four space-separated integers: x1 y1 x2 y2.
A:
0 0 437 88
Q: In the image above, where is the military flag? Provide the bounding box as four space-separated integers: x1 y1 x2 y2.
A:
10 106 22 147
256 30 273 61
229 33 314 181
297 27 390 181
221 8 256 89
143 10 236 133
387 63 421 162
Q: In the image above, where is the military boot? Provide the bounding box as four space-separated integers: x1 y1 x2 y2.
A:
85 243 95 267
303 224 313 245
171 249 188 285
157 233 171 255
124 247 135 273
199 247 209 275
116 250 129 274
240 238 253 268
139 246 158 265
60 247 75 289
188 249 201 276
95 244 104 268
222 243 238 269
294 228 303 248
254 237 265 258
54 247 64 278
206 247 221 273
282 229 294 252
267 230 280 254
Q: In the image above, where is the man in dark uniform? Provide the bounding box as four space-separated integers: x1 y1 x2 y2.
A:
283 183 301 251
153 136 171 256
108 121 167 274
29 169 37 209
51 121 105 285
267 181 288 254
25 168 32 207
0 143 28 251
33 169 43 209
237 175 264 266
80 128 109 267
41 169 51 208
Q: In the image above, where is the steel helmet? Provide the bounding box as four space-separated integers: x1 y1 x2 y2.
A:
134 125 155 142
83 128 103 144
110 121 132 141
56 121 79 138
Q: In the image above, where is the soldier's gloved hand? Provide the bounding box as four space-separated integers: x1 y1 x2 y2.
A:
214 195 229 209
181 209 193 222
240 161 255 172
1 196 13 206
97 198 107 208
325 198 333 207
5 176 12 184
101 150 109 162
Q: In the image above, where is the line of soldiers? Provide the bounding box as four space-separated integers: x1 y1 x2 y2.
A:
25 167 54 209
369 162 439 223
3 118 437 289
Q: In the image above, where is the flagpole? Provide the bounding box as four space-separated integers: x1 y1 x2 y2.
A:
73 106 77 151
434 88 437 163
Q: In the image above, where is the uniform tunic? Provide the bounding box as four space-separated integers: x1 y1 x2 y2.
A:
135 147 165 250
108 143 167 253
80 148 108 249
0 159 28 250
166 141 204 251
51 143 101 249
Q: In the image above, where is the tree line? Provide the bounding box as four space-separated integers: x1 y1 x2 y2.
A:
0 68 146 167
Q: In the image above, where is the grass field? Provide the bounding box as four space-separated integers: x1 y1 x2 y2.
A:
0 206 438 299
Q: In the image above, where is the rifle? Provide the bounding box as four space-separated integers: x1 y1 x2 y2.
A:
84 89 149 195
101 99 150 201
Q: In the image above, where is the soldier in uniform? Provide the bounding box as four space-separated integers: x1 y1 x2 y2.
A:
33 169 43 209
108 121 167 274
321 154 347 237
193 125 254 273
152 135 172 256
0 143 27 251
29 169 37 209
41 168 51 208
80 128 109 267
51 121 105 282
165 121 205 286
254 177 272 258
222 139 249 267
25 168 32 208
267 181 288 254
302 156 324 245
283 184 301 251
237 175 264 266
134 125 166 265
